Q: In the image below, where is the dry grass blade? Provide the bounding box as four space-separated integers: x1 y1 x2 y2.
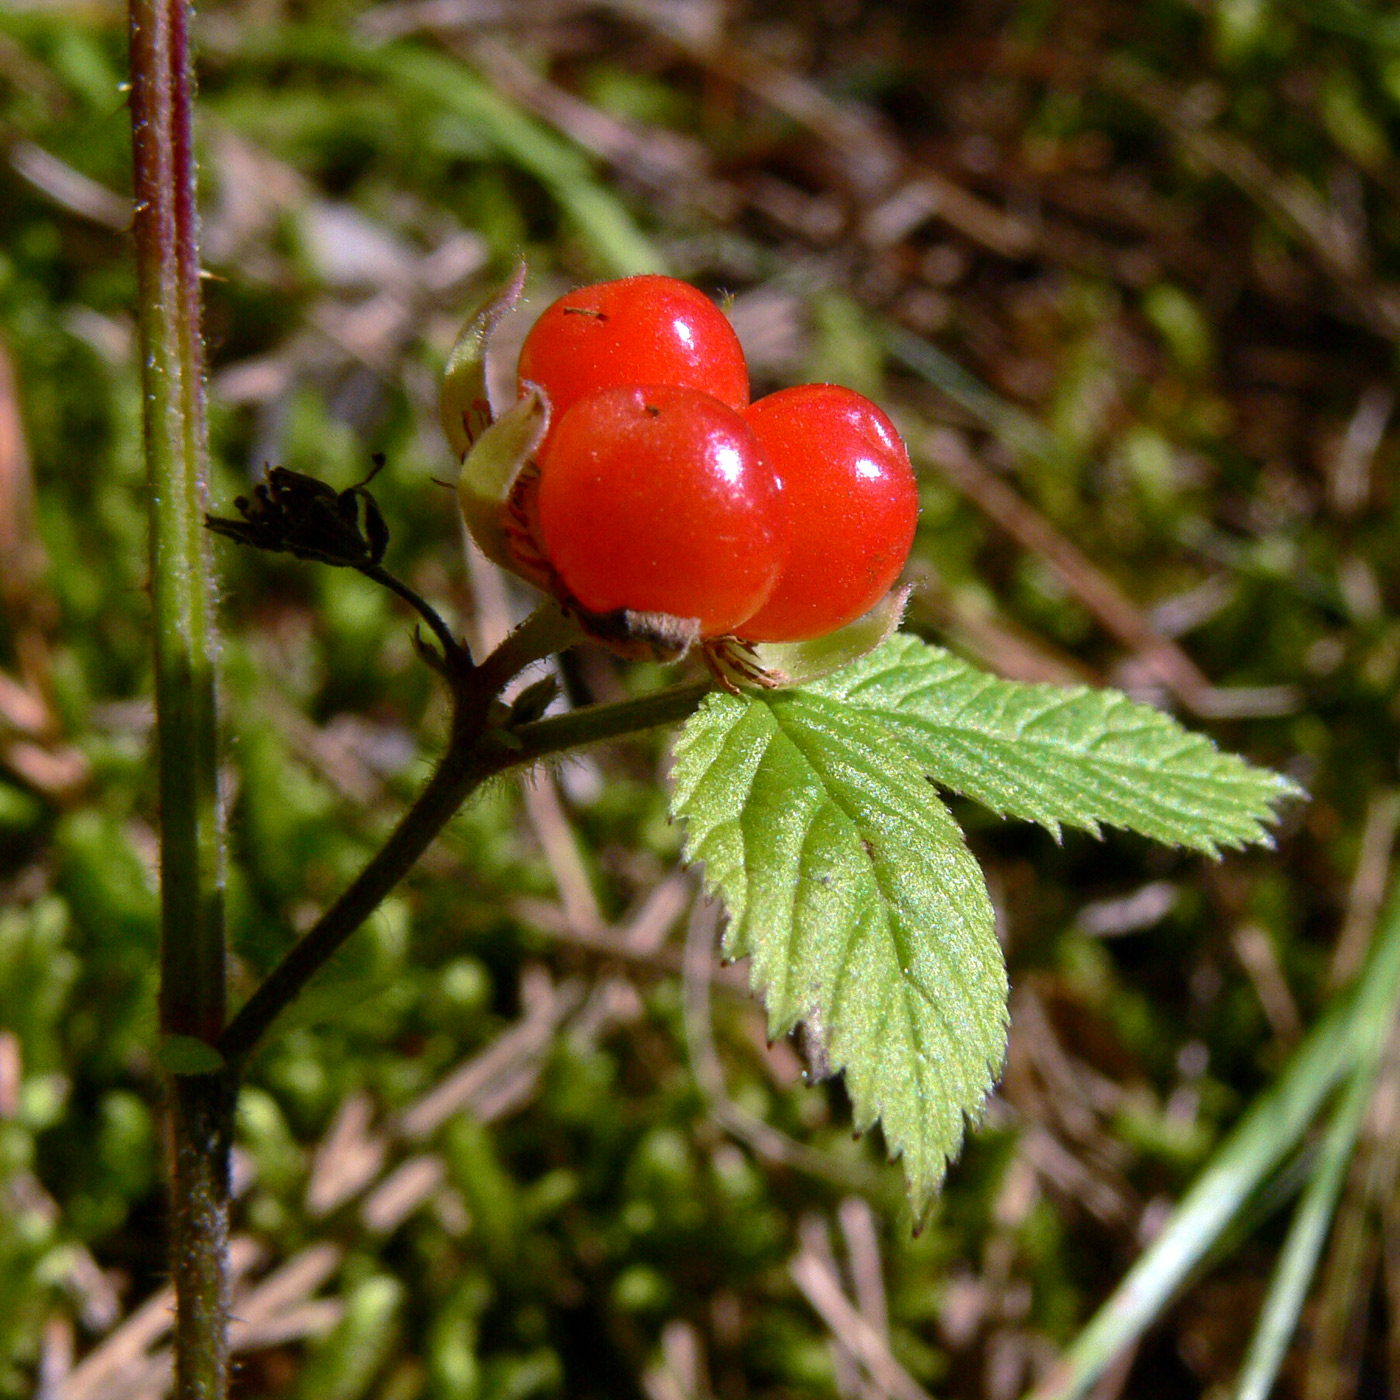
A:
1099 55 1400 342
232 1243 343 1335
1328 384 1392 517
1232 924 1303 1046
790 1238 932 1400
9 141 130 231
395 973 583 1140
230 1299 343 1351
522 772 602 932
1329 791 1400 990
36 1313 74 1400
800 1216 864 1397
838 1197 889 1345
360 1154 447 1234
305 1093 384 1217
642 1319 711 1400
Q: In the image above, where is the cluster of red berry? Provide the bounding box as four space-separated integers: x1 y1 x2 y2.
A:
506 275 919 645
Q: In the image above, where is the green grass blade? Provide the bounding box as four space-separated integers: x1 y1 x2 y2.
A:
1230 1053 1380 1400
1028 877 1400 1400
213 25 660 278
880 321 1067 468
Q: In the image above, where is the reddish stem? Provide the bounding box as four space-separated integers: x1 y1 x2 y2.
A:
130 0 231 1394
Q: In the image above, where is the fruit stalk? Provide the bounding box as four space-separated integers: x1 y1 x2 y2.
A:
129 0 230 1393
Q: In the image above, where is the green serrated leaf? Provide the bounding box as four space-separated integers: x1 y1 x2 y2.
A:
669 633 1298 1210
806 634 1301 853
671 687 1006 1213
158 1034 226 1076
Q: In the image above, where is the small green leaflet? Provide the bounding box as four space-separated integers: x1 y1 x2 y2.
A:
671 672 1005 1214
806 634 1303 852
669 635 1299 1212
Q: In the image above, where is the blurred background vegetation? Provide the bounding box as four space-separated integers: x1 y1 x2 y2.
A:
1 0 1398 1395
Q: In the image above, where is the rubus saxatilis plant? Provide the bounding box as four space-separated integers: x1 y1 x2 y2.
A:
212 267 1300 1218
441 268 1301 1210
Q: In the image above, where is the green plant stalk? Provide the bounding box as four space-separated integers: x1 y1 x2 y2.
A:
510 680 711 764
1028 878 1400 1400
218 714 490 1071
129 0 229 1394
131 0 224 1045
169 1073 233 1400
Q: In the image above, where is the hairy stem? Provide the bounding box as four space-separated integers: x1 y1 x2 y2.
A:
220 602 594 1067
169 1075 233 1400
219 731 488 1069
358 561 467 666
220 641 708 1070
129 0 229 1395
132 0 224 1043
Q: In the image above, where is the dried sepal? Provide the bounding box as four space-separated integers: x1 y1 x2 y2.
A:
574 608 703 664
704 587 910 691
440 261 527 461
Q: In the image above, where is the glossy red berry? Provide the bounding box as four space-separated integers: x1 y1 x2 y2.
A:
534 385 786 636
517 275 750 455
733 385 918 643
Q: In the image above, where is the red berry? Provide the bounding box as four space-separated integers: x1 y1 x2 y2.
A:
517 275 750 455
534 385 786 636
734 385 918 642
